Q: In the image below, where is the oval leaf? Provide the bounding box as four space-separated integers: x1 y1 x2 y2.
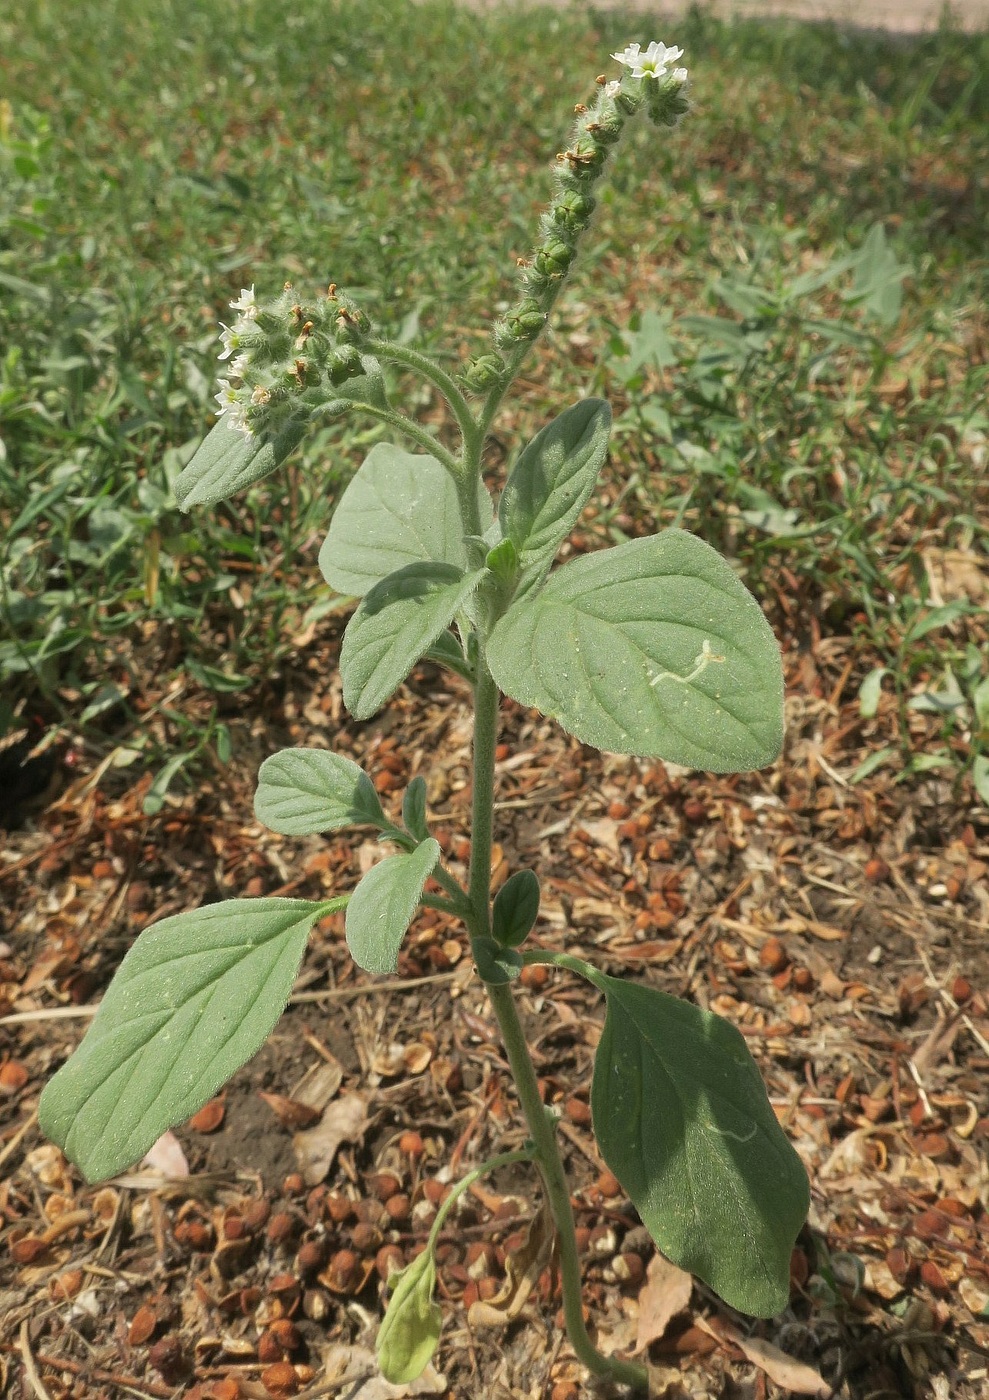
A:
487 529 783 773
254 748 385 835
174 415 306 510
38 899 334 1182
492 869 540 948
589 972 809 1316
499 398 612 595
341 563 484 721
175 354 386 508
346 839 441 975
401 776 430 842
320 442 492 596
377 1248 442 1384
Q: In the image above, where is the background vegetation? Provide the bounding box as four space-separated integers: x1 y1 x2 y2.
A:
2 0 987 802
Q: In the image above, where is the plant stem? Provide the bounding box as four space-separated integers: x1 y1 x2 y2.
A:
365 338 481 458
351 402 463 477
467 652 647 1393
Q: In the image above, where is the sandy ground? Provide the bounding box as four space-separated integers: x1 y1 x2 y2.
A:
463 0 989 36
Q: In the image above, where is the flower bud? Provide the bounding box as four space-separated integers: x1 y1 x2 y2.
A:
549 190 596 233
498 298 546 347
533 239 573 279
462 353 506 394
646 70 690 128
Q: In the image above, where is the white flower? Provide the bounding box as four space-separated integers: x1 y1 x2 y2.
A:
218 314 256 361
214 379 253 436
671 67 689 86
229 285 258 319
604 80 622 99
229 352 250 378
218 323 238 360
612 40 684 80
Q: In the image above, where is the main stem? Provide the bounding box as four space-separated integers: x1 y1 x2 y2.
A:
467 651 647 1393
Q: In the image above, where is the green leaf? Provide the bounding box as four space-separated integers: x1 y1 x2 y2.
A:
858 667 889 719
621 310 677 378
319 443 490 596
973 754 989 805
849 745 897 783
588 973 809 1316
846 222 910 326
346 839 441 974
377 1247 443 1384
341 563 484 721
175 354 386 508
488 529 783 773
499 399 612 595
402 776 430 842
38 899 334 1182
473 935 523 984
142 752 191 815
254 748 385 835
492 869 540 948
173 414 306 509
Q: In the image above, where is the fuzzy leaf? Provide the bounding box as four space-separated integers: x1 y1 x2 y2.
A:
589 972 809 1317
341 563 483 721
499 398 611 594
487 529 783 773
320 443 491 596
346 840 441 975
492 869 540 947
377 1248 443 1383
39 899 335 1182
254 748 385 835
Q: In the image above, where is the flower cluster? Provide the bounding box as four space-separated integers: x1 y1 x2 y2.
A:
477 40 687 379
213 283 373 437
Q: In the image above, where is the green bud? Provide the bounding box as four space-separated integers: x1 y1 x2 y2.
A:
556 134 605 187
485 537 519 582
550 190 596 233
584 110 623 145
462 353 506 394
327 345 363 384
498 298 546 346
647 75 691 129
533 239 573 279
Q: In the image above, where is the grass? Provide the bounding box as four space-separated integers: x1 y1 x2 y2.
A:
1 0 987 799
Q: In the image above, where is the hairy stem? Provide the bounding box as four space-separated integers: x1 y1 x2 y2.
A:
365 337 481 459
352 402 463 477
467 652 647 1393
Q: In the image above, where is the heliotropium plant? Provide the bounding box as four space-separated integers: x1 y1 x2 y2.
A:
40 42 809 1392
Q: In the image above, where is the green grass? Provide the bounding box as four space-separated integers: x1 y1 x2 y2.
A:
1 0 987 795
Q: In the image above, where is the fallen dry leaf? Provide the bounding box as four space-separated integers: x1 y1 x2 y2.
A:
187 1096 225 1132
293 1092 368 1186
468 1197 555 1327
696 1317 830 1397
141 1131 189 1177
636 1253 693 1352
293 1058 344 1111
258 1090 322 1129
320 1342 445 1396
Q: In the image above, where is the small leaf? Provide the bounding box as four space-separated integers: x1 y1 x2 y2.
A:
858 667 889 719
488 529 783 773
499 399 612 595
346 840 441 975
972 755 989 805
588 973 809 1316
341 563 484 721
402 776 429 842
254 748 385 835
492 870 540 948
174 415 306 509
473 935 523 984
319 443 490 596
39 899 334 1182
377 1247 443 1384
